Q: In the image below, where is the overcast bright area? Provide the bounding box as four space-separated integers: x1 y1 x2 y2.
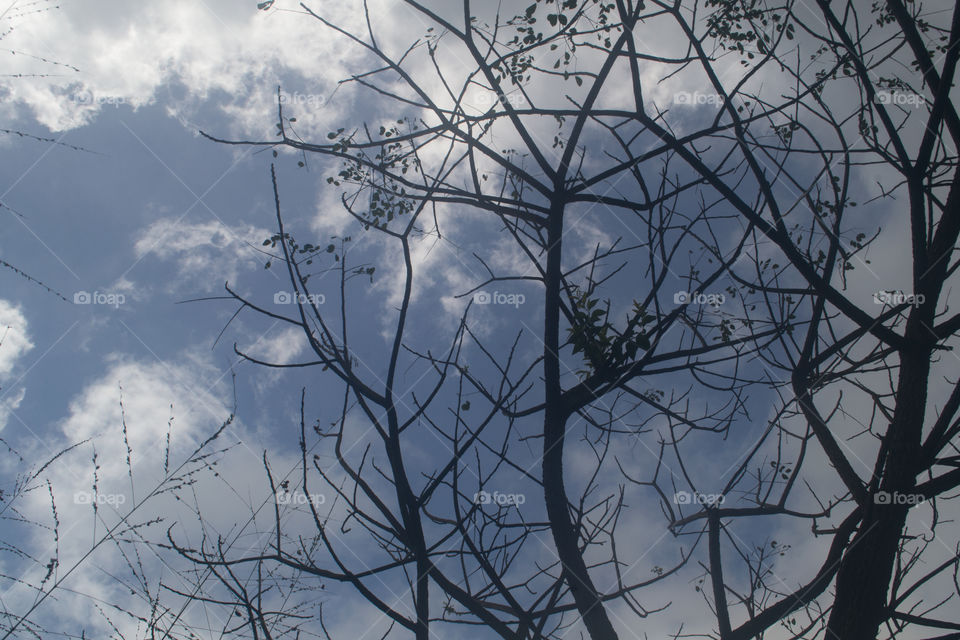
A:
1 1 959 639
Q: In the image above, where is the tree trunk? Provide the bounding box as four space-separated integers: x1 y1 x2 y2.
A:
826 347 929 638
542 201 620 640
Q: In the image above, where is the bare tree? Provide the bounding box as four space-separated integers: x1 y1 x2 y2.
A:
164 0 960 638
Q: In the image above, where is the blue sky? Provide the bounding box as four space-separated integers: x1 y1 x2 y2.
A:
1 1 956 638
0 3 565 632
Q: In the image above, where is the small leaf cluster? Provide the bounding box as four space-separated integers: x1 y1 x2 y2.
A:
261 232 348 270
705 0 791 61
772 120 800 144
567 291 652 375
367 185 415 227
325 128 351 154
769 460 793 481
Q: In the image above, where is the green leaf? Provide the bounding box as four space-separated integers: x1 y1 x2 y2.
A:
635 333 651 350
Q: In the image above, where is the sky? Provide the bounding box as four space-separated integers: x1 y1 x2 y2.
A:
0 2 371 636
0 1 957 639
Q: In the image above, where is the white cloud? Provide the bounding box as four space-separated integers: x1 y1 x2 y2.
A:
1 0 446 139
0 299 34 431
6 351 243 637
4 347 397 638
2 0 365 133
0 299 34 378
0 387 27 434
245 325 306 366
133 217 271 291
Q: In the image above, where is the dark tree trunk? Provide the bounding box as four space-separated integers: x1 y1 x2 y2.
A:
826 346 930 638
542 201 620 640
